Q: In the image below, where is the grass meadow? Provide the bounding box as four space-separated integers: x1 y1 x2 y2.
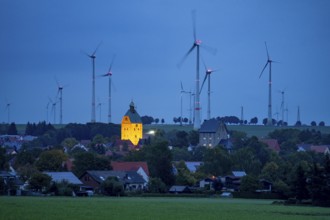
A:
1 197 330 220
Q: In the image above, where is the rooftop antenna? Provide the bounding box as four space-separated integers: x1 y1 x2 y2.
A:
82 41 102 123
178 10 216 129
259 42 278 126
200 59 219 120
101 54 116 123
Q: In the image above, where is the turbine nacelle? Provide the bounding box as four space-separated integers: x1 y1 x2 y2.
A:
194 39 202 46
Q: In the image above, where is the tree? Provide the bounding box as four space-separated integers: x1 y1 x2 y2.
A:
319 121 325 126
161 118 165 124
311 121 317 126
141 116 154 125
28 173 51 192
293 164 309 202
240 175 260 192
7 122 17 135
260 162 279 182
73 152 111 177
100 177 124 196
36 149 67 171
188 130 199 146
154 118 159 124
145 140 175 186
0 147 8 170
200 147 232 176
147 177 166 193
249 117 258 125
175 160 196 186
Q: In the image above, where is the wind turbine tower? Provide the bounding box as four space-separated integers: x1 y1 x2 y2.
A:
180 82 191 126
56 83 63 125
178 11 216 129
5 102 10 124
279 89 285 124
200 62 219 120
84 42 102 123
102 55 116 123
259 42 277 126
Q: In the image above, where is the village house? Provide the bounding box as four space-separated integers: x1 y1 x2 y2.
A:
199 119 230 149
79 170 146 192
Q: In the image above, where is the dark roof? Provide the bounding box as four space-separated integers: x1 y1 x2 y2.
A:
44 172 83 185
199 119 227 133
124 102 142 123
169 185 191 193
85 170 145 184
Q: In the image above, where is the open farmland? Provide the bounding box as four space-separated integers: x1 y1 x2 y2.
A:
1 197 330 220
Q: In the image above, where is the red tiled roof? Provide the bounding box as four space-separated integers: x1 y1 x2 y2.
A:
310 145 330 154
111 161 149 176
260 139 280 153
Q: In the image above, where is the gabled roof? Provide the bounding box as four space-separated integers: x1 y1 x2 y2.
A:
84 170 145 184
232 171 246 177
44 172 82 185
169 185 190 193
260 139 280 153
185 162 203 173
111 161 150 176
199 119 227 133
310 145 330 154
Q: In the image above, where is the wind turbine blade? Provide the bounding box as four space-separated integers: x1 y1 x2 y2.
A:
80 50 90 57
200 74 208 94
92 41 103 56
192 10 197 41
180 81 184 91
108 54 116 72
177 44 196 68
201 57 207 71
201 43 217 55
259 61 268 78
264 41 270 60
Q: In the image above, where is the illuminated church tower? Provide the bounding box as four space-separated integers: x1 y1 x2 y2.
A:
121 101 143 146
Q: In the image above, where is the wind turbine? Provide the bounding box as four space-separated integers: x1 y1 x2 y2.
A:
279 89 286 125
178 10 216 129
46 100 51 123
259 42 278 126
96 99 104 122
5 101 10 124
83 42 102 123
101 55 116 123
49 97 57 124
200 61 219 120
180 81 191 126
55 79 66 125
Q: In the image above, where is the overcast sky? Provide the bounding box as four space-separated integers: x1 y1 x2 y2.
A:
1 0 329 126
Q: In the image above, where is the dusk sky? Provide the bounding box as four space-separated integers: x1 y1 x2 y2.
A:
1 0 329 126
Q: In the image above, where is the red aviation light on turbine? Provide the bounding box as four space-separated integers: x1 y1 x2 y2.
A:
195 39 202 45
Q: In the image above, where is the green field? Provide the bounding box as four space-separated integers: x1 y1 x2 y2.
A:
145 124 330 138
1 197 330 220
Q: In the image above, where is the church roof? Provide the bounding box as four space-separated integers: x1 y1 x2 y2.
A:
124 101 142 123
